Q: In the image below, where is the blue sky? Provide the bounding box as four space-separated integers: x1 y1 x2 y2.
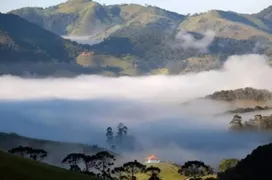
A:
0 0 271 14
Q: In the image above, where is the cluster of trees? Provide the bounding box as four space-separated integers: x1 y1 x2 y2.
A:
106 123 138 151
61 151 218 180
226 106 272 114
178 161 213 179
8 146 47 161
207 87 272 101
61 151 162 180
230 114 272 130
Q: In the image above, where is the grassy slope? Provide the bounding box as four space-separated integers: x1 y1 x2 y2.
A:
10 0 183 37
179 10 272 40
0 13 88 62
0 132 106 154
136 163 216 180
0 150 98 180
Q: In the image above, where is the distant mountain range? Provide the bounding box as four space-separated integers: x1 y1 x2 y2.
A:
0 0 272 76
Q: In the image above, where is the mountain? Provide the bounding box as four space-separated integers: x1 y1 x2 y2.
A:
9 0 183 37
255 5 272 21
6 1 272 75
0 150 98 180
179 10 272 40
0 12 91 76
0 13 141 76
0 13 93 62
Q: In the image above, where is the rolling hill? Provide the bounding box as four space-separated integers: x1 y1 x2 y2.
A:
0 13 140 76
5 0 272 75
0 150 98 180
9 0 184 37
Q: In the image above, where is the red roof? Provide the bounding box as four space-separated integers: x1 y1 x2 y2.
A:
145 155 159 160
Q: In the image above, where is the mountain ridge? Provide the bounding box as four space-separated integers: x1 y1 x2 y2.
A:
2 1 272 76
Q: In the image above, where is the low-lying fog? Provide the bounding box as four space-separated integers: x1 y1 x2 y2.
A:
62 36 102 45
0 54 272 166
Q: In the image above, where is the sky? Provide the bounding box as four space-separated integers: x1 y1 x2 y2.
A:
0 0 271 14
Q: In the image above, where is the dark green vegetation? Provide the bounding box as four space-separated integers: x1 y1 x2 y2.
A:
218 144 272 180
178 161 213 179
0 150 97 180
4 0 272 76
218 159 239 172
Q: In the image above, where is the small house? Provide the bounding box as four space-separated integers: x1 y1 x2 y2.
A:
145 155 160 164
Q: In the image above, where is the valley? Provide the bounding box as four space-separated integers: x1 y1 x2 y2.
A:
1 0 272 180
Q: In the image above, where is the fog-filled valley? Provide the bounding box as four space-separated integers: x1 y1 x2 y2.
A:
1 54 272 168
1 1 272 179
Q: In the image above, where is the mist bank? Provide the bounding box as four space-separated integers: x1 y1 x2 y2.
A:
0 54 272 103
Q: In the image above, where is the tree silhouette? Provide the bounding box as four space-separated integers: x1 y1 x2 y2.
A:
145 166 161 180
116 123 128 146
62 153 85 172
218 158 239 172
29 148 47 161
93 151 116 180
178 161 213 179
230 115 243 130
112 167 129 180
8 146 47 161
83 155 96 172
8 146 30 157
122 160 146 180
106 127 115 150
218 143 272 180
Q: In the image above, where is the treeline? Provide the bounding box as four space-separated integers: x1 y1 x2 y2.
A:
8 143 272 180
226 106 272 114
206 87 272 101
8 145 216 180
229 114 272 130
8 146 47 161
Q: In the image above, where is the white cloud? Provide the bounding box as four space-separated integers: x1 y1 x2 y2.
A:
174 30 215 52
0 54 270 103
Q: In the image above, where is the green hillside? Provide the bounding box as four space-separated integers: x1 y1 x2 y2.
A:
0 150 98 180
0 13 89 63
179 10 272 40
6 1 272 75
0 132 106 153
136 162 216 180
0 132 109 166
0 13 140 76
10 0 183 37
